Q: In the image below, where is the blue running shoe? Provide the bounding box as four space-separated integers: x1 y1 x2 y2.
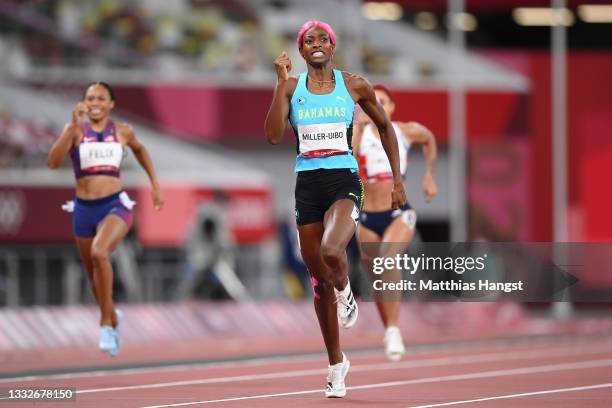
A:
109 309 122 357
99 326 116 353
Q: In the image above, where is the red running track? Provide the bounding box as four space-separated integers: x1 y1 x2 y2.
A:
1 334 611 407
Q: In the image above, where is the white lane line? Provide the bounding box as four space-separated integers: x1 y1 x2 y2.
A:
3 336 609 383
1 350 376 384
407 382 612 408
140 358 612 408
76 343 612 394
0 353 329 384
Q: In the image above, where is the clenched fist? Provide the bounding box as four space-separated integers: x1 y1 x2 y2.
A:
274 51 292 82
71 102 89 125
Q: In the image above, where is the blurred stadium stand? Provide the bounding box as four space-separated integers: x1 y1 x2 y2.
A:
0 0 528 88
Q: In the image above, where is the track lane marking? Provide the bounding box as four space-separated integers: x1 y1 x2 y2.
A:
74 344 612 395
139 358 612 407
4 335 611 383
407 382 612 407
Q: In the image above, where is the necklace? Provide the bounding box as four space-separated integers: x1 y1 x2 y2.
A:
308 75 335 85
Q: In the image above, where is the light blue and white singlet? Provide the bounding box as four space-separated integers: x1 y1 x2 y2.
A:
289 69 358 173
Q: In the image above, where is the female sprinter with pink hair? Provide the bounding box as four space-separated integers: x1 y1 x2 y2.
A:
353 84 438 361
265 21 406 397
48 82 164 357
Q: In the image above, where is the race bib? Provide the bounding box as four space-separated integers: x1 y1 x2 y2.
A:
79 142 123 170
297 122 348 158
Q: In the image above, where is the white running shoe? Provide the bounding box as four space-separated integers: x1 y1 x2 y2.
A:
99 326 117 354
109 309 123 357
325 353 350 398
335 282 358 329
384 326 406 361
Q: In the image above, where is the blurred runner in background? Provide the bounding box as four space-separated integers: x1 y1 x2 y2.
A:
47 82 164 356
353 84 438 361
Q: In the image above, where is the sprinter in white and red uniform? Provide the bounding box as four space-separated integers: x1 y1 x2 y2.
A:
48 82 164 357
353 84 438 362
265 22 406 398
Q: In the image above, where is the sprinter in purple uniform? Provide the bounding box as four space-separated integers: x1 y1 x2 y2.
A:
48 82 163 356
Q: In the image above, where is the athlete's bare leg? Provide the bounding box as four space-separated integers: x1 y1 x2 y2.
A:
298 199 357 365
379 217 414 327
359 216 414 327
75 237 100 305
89 215 129 327
322 199 357 291
298 222 341 365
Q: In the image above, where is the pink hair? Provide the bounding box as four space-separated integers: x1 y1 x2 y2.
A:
296 20 336 49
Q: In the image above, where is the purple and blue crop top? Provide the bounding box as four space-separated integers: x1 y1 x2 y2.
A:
70 121 124 179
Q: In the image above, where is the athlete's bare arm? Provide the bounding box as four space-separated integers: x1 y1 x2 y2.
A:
347 74 406 208
400 121 438 202
264 51 298 145
351 119 363 158
119 123 164 210
350 107 371 158
47 102 87 168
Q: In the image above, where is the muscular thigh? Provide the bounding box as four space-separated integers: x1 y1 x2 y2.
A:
93 215 129 253
379 210 416 258
322 199 358 251
357 223 381 259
